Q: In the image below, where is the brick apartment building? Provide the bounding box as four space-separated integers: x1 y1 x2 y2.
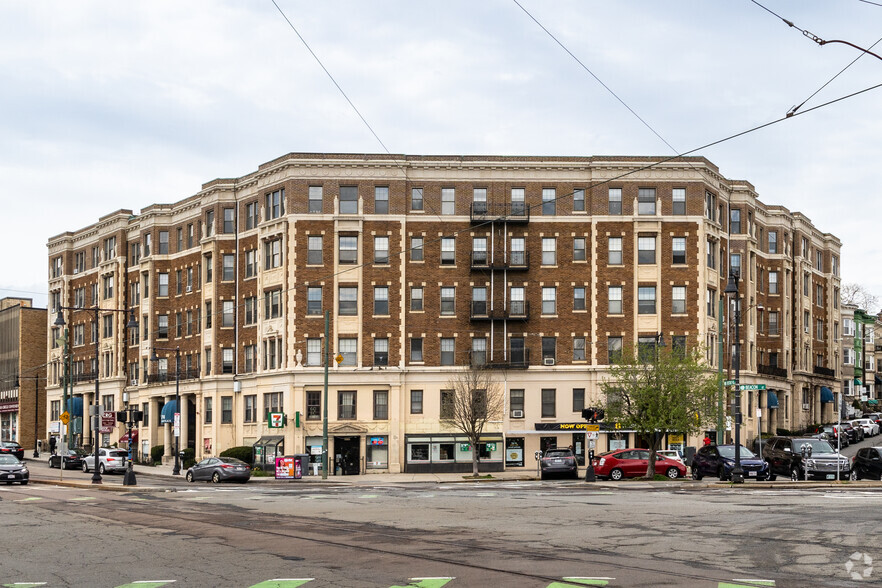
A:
45 153 841 474
0 297 47 450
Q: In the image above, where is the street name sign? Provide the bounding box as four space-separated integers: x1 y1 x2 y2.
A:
739 384 767 391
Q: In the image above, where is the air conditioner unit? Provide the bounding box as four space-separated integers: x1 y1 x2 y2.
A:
544 357 555 366
130 378 138 386
802 403 810 410
73 268 79 275
511 410 524 419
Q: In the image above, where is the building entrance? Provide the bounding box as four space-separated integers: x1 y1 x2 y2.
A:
334 436 360 475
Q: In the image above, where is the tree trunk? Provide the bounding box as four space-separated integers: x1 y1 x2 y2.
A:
473 453 479 477
645 433 661 478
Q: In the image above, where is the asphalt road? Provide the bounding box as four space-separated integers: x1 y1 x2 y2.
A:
3 467 882 588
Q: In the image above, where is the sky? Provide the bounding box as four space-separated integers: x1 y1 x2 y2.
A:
2 1 881 309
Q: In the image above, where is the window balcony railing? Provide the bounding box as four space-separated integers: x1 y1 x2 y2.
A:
487 349 531 370
470 202 530 224
758 364 788 379
813 365 836 378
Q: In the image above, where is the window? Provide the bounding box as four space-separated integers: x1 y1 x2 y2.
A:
403 336 421 364
264 289 282 319
816 250 823 271
769 311 779 336
638 188 656 215
816 284 823 306
219 396 232 424
803 273 810 296
843 318 854 336
832 255 839 277
510 338 525 365
609 188 622 215
471 337 487 366
472 237 488 266
185 267 193 292
158 231 169 254
338 338 357 366
511 188 526 215
441 188 455 215
440 337 455 366
410 390 423 414
75 251 86 273
510 287 525 316
573 338 586 361
104 236 116 259
205 212 215 238
205 253 212 283
608 237 622 265
265 189 284 219
441 287 455 315
303 338 322 367
729 207 744 234
440 389 454 419
244 345 257 373
441 237 456 265
542 237 556 265
222 348 233 373
374 236 389 264
542 389 556 417
411 188 423 211
102 315 113 339
510 389 525 417
373 338 388 366
244 297 257 325
472 286 487 316
511 237 526 266
572 188 585 212
204 398 213 424
817 319 824 340
373 286 389 316
157 273 168 297
730 253 741 277
672 237 686 264
73 324 84 346
608 286 622 314
769 231 778 254
92 245 100 267
205 348 211 374
769 271 779 294
638 236 656 264
542 337 556 363
573 237 586 262
263 239 282 270
471 188 487 214
338 390 356 419
306 287 322 316
339 235 357 264
844 348 853 365
223 208 235 233
638 286 656 314
410 287 423 311
804 310 810 334
307 236 322 265
574 287 586 311
373 186 389 214
222 254 235 281
672 188 686 215
222 301 234 327
102 275 114 300
308 186 323 213
542 287 556 315
158 314 169 339
244 395 257 423
74 286 86 308
410 237 424 262
339 286 357 316
542 188 556 215
245 202 259 229
706 239 716 269
373 390 388 420
672 286 686 314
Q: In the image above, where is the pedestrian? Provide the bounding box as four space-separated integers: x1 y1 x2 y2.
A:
703 436 712 447
49 436 57 455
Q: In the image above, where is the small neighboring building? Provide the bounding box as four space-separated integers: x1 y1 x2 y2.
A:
0 297 47 448
842 304 878 416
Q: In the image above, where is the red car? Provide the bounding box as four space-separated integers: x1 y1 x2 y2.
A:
592 449 687 480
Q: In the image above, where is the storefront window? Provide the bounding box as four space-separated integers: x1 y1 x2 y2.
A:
505 437 524 467
366 436 388 469
410 444 429 461
436 443 456 461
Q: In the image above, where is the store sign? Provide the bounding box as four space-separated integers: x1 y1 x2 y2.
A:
668 434 685 444
99 411 115 433
535 422 620 432
460 443 471 452
268 412 285 428
369 436 386 445
485 443 496 452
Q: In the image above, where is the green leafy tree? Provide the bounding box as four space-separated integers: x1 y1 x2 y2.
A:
600 341 718 479
442 364 505 477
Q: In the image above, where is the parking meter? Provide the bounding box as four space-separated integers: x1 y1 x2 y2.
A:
800 443 813 481
534 450 542 477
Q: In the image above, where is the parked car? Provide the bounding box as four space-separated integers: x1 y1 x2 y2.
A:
81 448 128 474
186 457 252 483
691 444 770 481
837 422 863 444
0 441 24 461
762 436 850 481
657 449 685 464
591 449 687 481
48 448 86 470
851 419 880 437
0 454 29 484
851 447 882 481
809 424 847 448
539 448 579 479
863 413 882 428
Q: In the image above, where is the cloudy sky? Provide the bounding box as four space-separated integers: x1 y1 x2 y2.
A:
2 1 881 308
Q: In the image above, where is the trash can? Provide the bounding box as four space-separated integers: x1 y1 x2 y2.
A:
292 453 309 480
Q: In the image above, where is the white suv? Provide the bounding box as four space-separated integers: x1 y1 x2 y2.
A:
82 448 129 474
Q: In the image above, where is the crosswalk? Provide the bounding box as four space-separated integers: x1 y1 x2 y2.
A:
2 577 776 587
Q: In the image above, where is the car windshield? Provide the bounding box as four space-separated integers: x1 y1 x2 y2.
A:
793 439 835 453
2 442 21 448
0 455 19 464
544 450 571 458
717 446 756 459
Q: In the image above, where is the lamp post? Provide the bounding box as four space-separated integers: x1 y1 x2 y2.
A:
654 332 665 458
151 346 181 475
55 306 138 484
724 269 744 484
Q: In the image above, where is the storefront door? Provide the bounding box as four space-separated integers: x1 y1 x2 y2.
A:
335 436 360 475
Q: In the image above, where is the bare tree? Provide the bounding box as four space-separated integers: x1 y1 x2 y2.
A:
442 365 506 477
841 283 879 315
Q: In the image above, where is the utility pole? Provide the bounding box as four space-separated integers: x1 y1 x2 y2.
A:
717 298 724 445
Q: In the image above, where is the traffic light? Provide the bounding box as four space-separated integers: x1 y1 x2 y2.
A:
581 407 605 423
117 411 127 423
132 410 144 423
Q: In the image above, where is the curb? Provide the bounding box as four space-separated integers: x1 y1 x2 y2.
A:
29 478 176 492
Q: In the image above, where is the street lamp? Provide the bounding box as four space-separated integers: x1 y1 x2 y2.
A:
724 269 744 484
55 306 138 484
151 346 181 475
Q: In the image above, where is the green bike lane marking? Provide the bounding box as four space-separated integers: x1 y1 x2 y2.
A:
389 577 454 588
718 580 775 588
113 581 175 588
2 583 47 587
546 577 614 587
247 579 314 588
13 497 42 502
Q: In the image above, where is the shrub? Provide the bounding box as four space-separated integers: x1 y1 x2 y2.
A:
151 444 165 465
182 447 196 469
220 445 253 465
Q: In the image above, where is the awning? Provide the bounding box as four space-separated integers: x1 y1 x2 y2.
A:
869 399 879 406
253 435 285 449
65 397 83 418
855 378 863 386
875 375 882 386
160 400 178 424
821 386 834 403
119 430 139 444
767 390 779 409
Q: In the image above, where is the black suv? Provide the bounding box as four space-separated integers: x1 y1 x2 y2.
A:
762 437 850 481
851 447 882 481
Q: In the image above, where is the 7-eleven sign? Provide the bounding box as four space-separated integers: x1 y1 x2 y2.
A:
268 412 285 428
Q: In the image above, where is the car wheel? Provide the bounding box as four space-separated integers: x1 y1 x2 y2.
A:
212 472 221 483
850 470 859 481
718 467 729 482
20 481 28 485
186 471 194 483
790 467 801 481
691 467 703 480
768 474 777 481
666 467 680 480
609 468 624 481
99 463 106 474
48 459 54 468
82 461 89 473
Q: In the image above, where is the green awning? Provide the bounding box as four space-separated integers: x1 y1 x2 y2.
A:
869 399 879 406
